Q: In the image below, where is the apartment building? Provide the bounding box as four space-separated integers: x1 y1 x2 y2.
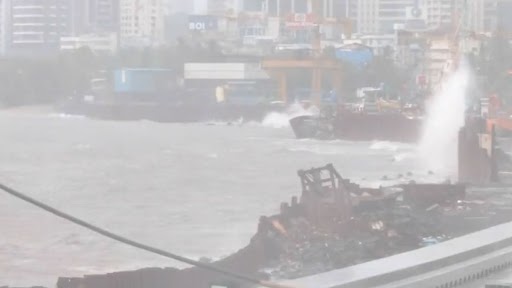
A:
464 0 497 33
8 0 72 53
0 0 8 54
120 0 165 47
87 0 120 33
356 0 427 34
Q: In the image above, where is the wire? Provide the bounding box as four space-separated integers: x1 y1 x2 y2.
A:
0 182 296 288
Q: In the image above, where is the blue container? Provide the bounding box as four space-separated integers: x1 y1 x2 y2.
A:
335 44 374 69
114 69 174 94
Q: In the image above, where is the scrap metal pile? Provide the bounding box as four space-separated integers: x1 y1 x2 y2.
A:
256 164 512 280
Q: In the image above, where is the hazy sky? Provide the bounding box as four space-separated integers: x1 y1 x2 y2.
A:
194 0 207 13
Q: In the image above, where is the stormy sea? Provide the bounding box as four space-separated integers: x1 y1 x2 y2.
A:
0 107 448 287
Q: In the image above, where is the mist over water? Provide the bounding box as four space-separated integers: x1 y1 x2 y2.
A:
0 112 442 287
418 60 471 175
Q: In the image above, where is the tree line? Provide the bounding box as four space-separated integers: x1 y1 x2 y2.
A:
0 34 510 107
0 39 223 106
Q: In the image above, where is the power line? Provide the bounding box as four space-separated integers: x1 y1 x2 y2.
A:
0 182 295 288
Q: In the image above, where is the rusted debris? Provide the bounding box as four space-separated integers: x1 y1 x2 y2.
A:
57 164 512 288
458 117 498 184
296 164 352 232
400 183 466 209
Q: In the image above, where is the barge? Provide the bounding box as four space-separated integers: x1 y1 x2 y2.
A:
58 67 286 123
289 91 422 143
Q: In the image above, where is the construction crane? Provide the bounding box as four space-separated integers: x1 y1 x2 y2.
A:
260 0 347 105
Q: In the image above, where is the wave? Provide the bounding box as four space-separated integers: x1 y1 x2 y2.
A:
48 113 86 119
370 141 400 152
260 103 319 129
393 152 415 162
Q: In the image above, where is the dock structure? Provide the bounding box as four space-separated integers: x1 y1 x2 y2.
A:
261 56 344 105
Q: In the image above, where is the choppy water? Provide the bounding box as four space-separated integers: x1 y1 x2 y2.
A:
0 110 448 287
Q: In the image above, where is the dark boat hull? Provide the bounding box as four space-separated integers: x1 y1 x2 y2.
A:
58 101 285 123
290 112 422 142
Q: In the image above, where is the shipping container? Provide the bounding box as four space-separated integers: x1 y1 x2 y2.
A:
114 69 175 94
335 44 373 69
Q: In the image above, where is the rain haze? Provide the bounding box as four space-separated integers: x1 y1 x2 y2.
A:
1 1 512 288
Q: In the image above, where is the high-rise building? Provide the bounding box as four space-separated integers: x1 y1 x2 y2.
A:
423 0 460 29
355 0 379 34
120 0 165 47
86 0 120 33
8 0 72 53
239 0 356 21
0 0 8 55
65 0 119 36
496 0 512 37
241 0 313 16
355 0 420 34
423 0 497 33
463 0 497 33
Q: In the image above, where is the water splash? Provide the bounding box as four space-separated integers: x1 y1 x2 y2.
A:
370 141 400 152
261 102 319 128
418 60 471 175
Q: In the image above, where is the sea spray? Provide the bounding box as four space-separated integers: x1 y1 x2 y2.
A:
418 59 471 175
261 102 319 128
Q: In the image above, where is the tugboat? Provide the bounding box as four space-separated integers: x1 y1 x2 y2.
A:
289 86 423 142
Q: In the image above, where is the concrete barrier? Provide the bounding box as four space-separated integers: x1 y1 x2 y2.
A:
280 221 512 288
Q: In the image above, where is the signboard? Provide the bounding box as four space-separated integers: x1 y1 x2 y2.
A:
188 15 218 31
285 13 317 28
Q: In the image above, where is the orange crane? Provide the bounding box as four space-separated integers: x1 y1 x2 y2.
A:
261 0 346 105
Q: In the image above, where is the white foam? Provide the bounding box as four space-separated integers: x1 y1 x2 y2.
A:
370 141 400 152
260 102 319 128
48 113 86 119
393 152 415 162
